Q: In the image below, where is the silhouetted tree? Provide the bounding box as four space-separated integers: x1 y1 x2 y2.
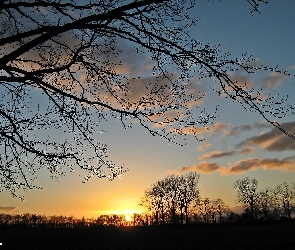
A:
273 182 295 220
163 175 180 225
140 185 164 226
1 0 294 199
191 197 230 224
177 172 200 224
213 198 229 223
256 188 274 221
234 177 258 222
140 172 200 225
195 197 211 224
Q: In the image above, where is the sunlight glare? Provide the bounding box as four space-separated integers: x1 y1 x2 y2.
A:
125 214 131 222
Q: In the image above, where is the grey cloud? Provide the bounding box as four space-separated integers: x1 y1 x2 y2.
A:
253 121 273 129
228 156 295 174
198 150 235 160
240 146 256 155
176 156 295 176
231 74 254 89
0 206 17 212
236 121 295 152
262 72 287 89
226 124 252 136
180 162 221 174
171 122 229 136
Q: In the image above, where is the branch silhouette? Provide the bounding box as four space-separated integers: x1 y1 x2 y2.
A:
0 0 293 199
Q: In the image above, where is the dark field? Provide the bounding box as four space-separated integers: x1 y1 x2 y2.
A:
1 223 295 250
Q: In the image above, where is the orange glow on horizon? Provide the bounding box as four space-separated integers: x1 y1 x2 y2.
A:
90 209 143 216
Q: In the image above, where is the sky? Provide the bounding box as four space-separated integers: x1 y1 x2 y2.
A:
1 0 295 219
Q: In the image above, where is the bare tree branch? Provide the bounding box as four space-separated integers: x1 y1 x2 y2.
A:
0 0 293 199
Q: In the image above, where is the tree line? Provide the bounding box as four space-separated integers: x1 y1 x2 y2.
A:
1 174 294 228
234 177 295 222
139 172 230 225
139 173 295 225
0 213 140 228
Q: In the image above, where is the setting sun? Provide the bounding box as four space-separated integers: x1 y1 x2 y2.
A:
125 214 131 222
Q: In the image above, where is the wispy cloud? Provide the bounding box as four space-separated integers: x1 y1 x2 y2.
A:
228 156 295 174
225 124 252 136
197 146 255 161
176 156 295 175
172 122 229 136
180 162 221 174
197 142 212 152
228 63 287 90
224 121 272 137
236 121 295 152
230 73 255 89
240 146 256 155
0 206 17 212
175 121 272 138
198 150 235 160
262 72 288 89
253 121 273 129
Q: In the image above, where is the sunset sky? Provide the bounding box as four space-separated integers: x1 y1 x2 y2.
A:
1 1 295 219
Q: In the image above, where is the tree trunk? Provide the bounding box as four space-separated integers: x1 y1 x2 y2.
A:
185 205 189 224
180 207 184 225
250 202 254 222
219 212 222 223
161 206 165 225
171 207 176 225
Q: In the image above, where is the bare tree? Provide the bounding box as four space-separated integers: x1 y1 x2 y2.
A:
1 0 294 198
140 172 199 225
273 182 295 220
234 177 259 222
177 172 200 224
195 197 211 224
140 183 166 226
160 175 179 225
256 188 274 221
213 198 229 223
194 198 228 224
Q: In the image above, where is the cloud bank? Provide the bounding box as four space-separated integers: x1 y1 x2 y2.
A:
237 121 295 152
177 156 295 175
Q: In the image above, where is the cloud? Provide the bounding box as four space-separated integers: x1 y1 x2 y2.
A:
86 72 177 112
228 157 295 174
180 162 221 174
172 122 229 136
176 156 295 176
240 146 256 155
225 124 252 136
236 121 295 152
197 142 212 152
197 146 255 161
0 206 17 212
253 121 273 129
230 74 255 89
189 121 272 138
262 72 287 89
198 150 235 160
226 121 271 135
227 60 287 90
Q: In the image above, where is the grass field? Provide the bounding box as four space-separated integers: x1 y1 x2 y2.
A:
1 223 295 250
